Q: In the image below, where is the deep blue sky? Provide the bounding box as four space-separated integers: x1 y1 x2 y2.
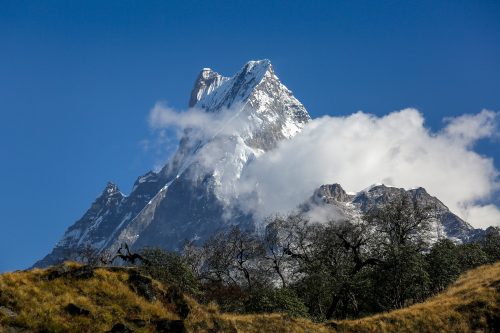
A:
1 0 499 272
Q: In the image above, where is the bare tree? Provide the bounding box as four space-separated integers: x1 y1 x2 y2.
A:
263 214 315 287
364 194 435 310
201 226 267 291
106 243 149 266
76 244 101 267
365 193 434 252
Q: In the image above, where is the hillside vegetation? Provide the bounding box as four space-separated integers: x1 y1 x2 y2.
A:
0 261 498 333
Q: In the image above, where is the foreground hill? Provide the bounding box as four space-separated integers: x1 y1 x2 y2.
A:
0 262 498 333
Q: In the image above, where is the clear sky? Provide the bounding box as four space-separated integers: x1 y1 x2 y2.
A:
1 0 499 272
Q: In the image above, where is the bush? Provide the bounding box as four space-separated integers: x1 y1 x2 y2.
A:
245 287 309 318
200 281 248 313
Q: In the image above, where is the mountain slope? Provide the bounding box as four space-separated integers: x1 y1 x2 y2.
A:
1 262 498 332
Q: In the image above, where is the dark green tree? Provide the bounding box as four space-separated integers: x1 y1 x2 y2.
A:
365 194 433 310
426 239 461 293
481 227 500 263
456 242 488 271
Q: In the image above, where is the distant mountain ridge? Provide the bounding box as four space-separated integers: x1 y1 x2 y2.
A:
34 60 485 267
302 183 485 243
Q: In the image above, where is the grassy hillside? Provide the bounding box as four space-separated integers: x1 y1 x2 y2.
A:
0 262 498 333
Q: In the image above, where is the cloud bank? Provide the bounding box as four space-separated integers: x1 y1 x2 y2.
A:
238 109 499 228
149 104 500 228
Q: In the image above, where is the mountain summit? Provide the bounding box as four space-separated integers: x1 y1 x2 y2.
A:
35 60 310 267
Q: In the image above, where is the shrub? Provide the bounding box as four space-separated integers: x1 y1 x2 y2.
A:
245 287 309 318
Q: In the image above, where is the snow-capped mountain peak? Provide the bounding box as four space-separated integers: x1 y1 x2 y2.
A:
34 60 311 267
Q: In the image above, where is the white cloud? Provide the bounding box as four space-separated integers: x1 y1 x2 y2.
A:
148 101 250 139
237 109 500 228
443 109 499 147
148 103 500 229
459 204 500 229
149 103 215 134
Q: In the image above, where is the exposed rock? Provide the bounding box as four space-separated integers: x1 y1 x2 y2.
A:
189 68 227 108
165 286 190 319
46 264 94 280
0 306 18 318
70 265 94 279
303 184 485 244
0 326 32 333
127 318 146 327
128 270 156 302
313 184 353 204
106 323 134 333
65 303 90 316
155 319 187 333
46 263 71 280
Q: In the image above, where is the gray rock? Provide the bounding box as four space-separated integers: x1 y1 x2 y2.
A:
0 306 18 318
128 270 156 302
46 264 94 280
65 303 90 316
106 323 134 333
155 319 186 333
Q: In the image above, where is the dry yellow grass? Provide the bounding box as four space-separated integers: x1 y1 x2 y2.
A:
0 263 178 332
0 261 498 332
